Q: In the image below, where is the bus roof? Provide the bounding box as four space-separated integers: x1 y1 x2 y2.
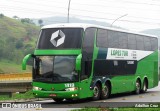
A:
42 23 158 38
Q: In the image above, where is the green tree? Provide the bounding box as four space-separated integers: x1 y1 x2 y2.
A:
38 19 43 27
13 15 19 19
0 13 4 18
21 18 34 24
16 40 24 49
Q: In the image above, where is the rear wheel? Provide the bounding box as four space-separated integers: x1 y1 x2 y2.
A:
101 83 110 99
135 80 141 94
53 98 64 103
92 84 101 101
142 80 147 93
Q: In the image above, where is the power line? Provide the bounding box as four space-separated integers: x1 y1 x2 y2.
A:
72 2 160 12
1 5 160 25
8 0 68 9
4 0 160 13
1 2 160 22
69 14 160 25
0 5 67 15
1 1 160 25
97 0 160 6
70 8 160 21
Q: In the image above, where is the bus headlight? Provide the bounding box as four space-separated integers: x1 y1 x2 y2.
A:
65 87 78 91
33 86 42 91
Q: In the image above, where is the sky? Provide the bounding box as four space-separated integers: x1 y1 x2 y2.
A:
0 0 160 31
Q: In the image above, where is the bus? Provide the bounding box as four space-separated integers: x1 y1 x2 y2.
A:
22 23 159 102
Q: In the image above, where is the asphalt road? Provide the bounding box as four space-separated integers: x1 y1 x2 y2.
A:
0 82 160 111
30 82 160 108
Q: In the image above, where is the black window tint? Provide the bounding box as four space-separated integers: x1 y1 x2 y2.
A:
150 38 158 51
81 28 96 79
128 34 136 50
144 36 151 51
136 35 144 50
118 32 128 49
83 28 96 59
37 28 83 49
108 30 119 48
97 29 108 47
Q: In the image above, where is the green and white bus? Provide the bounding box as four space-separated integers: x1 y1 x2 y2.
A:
22 23 159 102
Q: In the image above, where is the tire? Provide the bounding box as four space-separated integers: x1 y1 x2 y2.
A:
53 98 63 103
135 80 141 94
101 83 110 99
92 83 101 101
66 98 73 102
142 80 147 93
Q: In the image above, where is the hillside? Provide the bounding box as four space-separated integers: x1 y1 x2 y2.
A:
141 28 160 46
33 16 126 30
141 28 160 37
0 15 40 73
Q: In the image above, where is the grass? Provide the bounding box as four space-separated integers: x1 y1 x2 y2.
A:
72 107 160 111
0 60 32 73
12 90 34 99
0 90 34 101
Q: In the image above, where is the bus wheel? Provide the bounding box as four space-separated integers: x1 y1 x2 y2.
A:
135 80 141 94
66 99 73 102
142 80 147 93
101 83 110 99
92 84 101 100
53 98 63 103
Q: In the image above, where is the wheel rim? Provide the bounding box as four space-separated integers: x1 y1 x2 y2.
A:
136 82 140 93
103 85 108 97
93 86 99 98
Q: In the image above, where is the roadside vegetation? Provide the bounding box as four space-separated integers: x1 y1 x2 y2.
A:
72 107 160 111
0 90 34 101
0 14 40 73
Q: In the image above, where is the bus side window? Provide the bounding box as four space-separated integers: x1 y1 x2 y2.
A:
128 34 136 50
108 30 119 48
144 36 151 51
136 35 144 50
118 32 128 49
150 38 158 51
81 28 96 80
97 29 108 48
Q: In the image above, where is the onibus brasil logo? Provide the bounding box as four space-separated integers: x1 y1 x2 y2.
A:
50 30 65 47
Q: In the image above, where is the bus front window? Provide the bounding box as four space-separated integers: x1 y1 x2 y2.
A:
33 56 79 83
37 28 83 49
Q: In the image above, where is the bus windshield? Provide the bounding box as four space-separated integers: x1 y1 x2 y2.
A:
37 28 83 49
33 56 79 83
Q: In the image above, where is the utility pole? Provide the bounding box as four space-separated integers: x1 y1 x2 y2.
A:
110 14 128 27
67 0 71 23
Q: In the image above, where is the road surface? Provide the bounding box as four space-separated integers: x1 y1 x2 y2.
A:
0 82 160 111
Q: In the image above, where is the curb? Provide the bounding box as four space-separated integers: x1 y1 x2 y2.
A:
0 98 40 103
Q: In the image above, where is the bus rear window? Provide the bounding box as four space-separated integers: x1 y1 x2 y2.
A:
37 28 83 49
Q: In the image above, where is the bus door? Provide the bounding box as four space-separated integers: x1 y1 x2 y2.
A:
79 28 96 98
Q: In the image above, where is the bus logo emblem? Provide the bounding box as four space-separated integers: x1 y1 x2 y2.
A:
50 30 65 47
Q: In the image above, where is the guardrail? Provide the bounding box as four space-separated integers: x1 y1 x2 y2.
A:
0 73 32 82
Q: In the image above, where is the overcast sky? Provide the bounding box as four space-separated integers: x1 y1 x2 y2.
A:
0 0 160 31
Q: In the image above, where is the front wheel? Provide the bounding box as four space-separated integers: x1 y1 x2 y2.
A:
53 98 64 103
101 83 110 99
92 84 101 101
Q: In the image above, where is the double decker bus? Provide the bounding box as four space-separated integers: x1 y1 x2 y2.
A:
22 23 159 102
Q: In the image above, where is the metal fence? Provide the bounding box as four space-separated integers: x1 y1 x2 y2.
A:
0 73 32 82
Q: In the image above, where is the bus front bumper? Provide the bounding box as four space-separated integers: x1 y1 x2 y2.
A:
32 90 79 99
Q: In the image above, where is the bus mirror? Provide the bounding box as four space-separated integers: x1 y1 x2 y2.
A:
76 54 82 71
22 54 34 70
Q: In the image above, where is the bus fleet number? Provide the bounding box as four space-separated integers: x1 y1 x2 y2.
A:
65 83 74 88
